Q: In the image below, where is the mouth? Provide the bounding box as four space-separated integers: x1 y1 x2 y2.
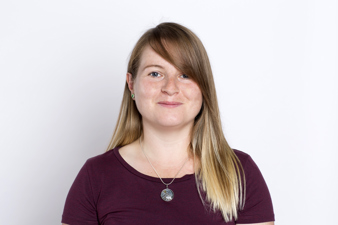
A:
157 101 183 108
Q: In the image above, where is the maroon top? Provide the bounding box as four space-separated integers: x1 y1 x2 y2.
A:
62 148 274 224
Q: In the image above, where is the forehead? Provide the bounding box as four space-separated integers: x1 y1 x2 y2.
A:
138 46 172 72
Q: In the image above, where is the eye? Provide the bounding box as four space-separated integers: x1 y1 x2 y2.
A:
149 72 161 77
180 74 189 79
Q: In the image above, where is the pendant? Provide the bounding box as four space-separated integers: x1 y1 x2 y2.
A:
161 188 174 202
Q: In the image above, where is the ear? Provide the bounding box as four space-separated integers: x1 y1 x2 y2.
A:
126 73 134 92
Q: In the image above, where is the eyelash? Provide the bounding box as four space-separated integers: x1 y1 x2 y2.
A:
149 72 189 79
149 72 161 77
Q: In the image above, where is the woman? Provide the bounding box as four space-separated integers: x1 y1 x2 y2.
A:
62 22 274 225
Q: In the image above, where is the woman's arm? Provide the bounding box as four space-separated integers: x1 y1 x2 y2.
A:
234 151 275 225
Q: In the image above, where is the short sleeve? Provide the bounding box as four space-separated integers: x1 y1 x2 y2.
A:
236 154 275 223
62 160 99 225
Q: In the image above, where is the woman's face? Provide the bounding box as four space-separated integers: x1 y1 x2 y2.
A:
127 46 203 130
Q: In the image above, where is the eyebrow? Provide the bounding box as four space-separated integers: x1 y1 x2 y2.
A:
141 64 164 71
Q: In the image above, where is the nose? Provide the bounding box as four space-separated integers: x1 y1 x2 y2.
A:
161 75 179 96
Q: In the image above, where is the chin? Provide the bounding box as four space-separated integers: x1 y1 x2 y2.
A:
143 114 194 129
156 118 193 129
157 120 182 127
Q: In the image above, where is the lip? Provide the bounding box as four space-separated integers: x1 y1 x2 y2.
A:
157 101 183 108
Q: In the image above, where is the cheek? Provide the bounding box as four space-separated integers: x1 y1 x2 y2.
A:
184 84 203 111
136 81 158 98
186 84 203 101
194 93 203 112
134 80 160 113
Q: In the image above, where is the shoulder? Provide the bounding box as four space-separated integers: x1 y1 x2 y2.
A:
86 147 117 163
232 149 254 169
83 147 122 175
62 148 122 224
232 148 265 182
232 149 250 161
232 149 275 223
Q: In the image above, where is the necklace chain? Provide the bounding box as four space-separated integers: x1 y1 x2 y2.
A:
139 139 188 187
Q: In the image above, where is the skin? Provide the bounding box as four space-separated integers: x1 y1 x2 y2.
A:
130 46 203 132
120 45 201 178
62 46 274 225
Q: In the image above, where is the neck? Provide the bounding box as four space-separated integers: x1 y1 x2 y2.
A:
141 122 193 166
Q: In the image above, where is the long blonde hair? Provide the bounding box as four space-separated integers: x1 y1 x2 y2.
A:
107 22 245 222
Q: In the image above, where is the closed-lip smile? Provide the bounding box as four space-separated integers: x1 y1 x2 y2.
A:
157 101 182 108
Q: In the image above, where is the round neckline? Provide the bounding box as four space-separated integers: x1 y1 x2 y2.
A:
113 147 195 183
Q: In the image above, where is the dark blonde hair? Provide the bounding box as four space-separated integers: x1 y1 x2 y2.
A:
107 22 245 222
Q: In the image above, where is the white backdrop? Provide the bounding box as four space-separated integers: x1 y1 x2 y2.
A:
0 0 337 224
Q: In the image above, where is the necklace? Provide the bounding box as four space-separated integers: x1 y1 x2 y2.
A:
139 139 188 202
